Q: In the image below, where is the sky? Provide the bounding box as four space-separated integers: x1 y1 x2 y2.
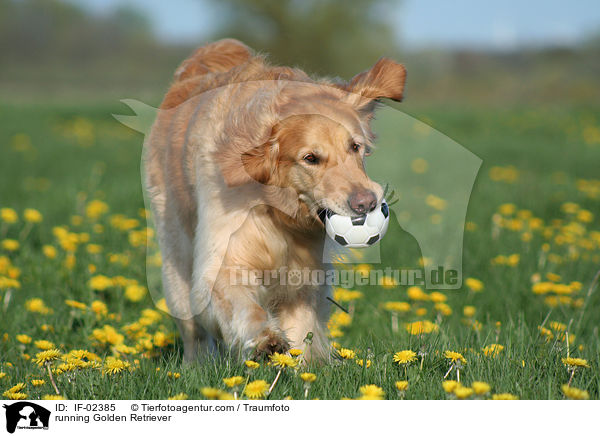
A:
72 0 600 49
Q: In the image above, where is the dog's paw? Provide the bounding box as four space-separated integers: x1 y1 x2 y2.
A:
251 329 289 360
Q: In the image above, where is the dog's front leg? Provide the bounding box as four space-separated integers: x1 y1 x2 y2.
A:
210 273 290 359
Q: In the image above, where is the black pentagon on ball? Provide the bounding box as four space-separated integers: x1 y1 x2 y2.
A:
367 234 379 245
351 215 367 226
381 202 389 218
334 234 348 246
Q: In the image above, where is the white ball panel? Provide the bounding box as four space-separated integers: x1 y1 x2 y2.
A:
328 213 353 234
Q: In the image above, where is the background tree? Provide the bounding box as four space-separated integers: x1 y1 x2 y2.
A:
210 0 402 78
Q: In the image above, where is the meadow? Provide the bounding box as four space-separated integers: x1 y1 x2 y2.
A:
1 101 599 400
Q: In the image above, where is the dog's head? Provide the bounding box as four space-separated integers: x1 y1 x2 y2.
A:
219 58 406 227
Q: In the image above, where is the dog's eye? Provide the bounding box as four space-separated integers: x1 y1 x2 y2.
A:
303 153 319 164
351 143 361 152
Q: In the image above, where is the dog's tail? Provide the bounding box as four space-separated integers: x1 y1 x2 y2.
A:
161 39 252 109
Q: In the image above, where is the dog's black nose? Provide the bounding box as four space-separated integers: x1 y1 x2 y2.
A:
348 190 377 214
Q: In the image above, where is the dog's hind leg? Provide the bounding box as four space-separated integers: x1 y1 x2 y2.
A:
153 191 215 363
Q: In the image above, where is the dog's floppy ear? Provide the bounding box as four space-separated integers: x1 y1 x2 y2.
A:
344 57 406 108
218 130 278 187
240 140 277 185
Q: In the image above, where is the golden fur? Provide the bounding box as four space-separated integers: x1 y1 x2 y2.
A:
145 38 406 361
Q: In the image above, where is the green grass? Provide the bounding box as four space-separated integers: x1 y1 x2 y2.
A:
0 102 599 400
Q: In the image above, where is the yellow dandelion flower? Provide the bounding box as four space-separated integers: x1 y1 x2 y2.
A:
139 308 162 325
168 393 188 400
30 379 45 387
3 392 27 400
498 203 516 215
42 245 57 259
383 301 410 312
429 291 447 303
244 380 269 399
23 208 43 223
91 325 124 345
405 320 438 335
102 357 130 375
465 277 484 292
562 385 589 400
435 303 452 316
125 284 147 302
244 360 260 369
85 200 109 219
2 239 19 251
16 334 32 344
482 344 504 357
506 254 520 266
337 348 356 360
34 349 61 366
66 349 101 362
270 352 297 368
86 244 102 254
329 311 352 327
444 350 467 364
90 300 108 317
33 339 56 350
471 381 491 396
355 359 371 368
407 286 429 301
463 306 476 318
0 208 18 223
454 386 474 399
300 373 317 383
288 348 303 357
65 300 87 310
332 288 363 302
393 350 417 365
153 331 172 347
223 376 244 388
550 321 567 331
88 275 113 291
562 357 589 368
359 384 384 399
6 383 26 393
328 328 344 338
0 372 6 379
442 380 460 393
42 395 66 400
115 344 138 355
25 298 51 314
492 393 519 400
395 381 409 391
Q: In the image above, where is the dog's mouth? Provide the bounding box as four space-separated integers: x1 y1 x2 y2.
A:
317 208 333 225
317 207 367 224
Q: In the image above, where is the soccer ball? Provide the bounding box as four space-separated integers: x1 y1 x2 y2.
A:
319 200 389 248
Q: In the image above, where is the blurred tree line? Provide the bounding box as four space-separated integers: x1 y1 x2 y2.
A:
0 0 160 65
0 0 598 105
210 0 400 77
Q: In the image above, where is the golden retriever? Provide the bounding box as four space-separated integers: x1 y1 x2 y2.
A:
145 39 406 361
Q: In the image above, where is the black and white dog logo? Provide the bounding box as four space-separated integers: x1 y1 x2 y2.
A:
3 402 51 433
